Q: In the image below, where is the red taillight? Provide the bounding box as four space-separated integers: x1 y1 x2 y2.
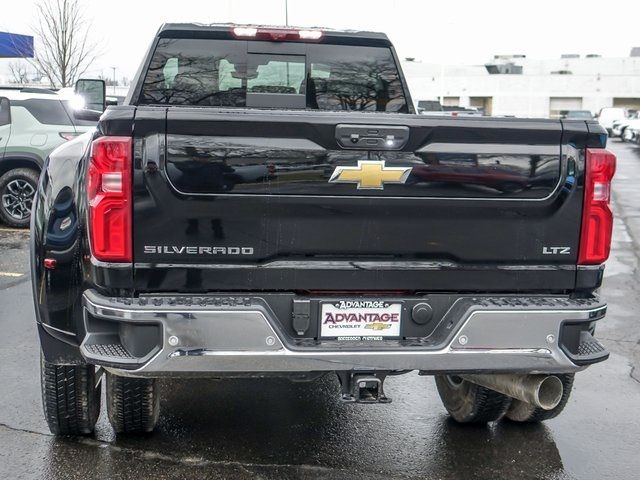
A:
87 136 132 262
578 148 617 265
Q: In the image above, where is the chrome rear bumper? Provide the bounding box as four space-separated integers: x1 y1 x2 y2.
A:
80 290 608 377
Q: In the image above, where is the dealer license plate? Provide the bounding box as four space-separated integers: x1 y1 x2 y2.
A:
319 300 402 339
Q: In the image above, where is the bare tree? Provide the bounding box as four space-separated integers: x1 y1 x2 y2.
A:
8 62 30 84
28 0 100 88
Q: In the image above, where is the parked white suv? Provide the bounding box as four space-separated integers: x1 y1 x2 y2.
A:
597 107 627 136
623 118 640 144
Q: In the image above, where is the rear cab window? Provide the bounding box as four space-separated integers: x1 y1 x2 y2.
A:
139 38 409 112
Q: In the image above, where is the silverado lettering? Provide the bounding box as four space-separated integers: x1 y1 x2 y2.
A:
143 246 254 255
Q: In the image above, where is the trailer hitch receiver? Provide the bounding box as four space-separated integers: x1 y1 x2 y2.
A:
336 371 391 404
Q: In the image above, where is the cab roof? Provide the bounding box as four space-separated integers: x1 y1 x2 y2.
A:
157 23 393 47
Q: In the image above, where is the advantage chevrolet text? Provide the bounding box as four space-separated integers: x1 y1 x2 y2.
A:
31 24 616 434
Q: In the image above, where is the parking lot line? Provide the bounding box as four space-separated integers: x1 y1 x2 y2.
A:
0 272 23 277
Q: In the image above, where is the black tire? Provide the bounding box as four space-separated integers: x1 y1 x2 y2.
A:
435 375 512 424
106 372 160 434
0 168 39 228
40 353 101 435
505 374 574 422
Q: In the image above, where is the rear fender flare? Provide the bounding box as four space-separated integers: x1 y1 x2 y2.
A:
31 133 94 339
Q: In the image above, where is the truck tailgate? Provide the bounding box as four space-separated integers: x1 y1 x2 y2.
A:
132 108 584 293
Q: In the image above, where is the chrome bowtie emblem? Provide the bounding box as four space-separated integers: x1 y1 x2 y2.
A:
329 160 412 190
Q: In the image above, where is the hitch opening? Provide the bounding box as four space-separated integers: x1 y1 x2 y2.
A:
336 372 391 404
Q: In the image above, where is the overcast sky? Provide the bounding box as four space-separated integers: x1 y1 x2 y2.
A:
2 0 640 81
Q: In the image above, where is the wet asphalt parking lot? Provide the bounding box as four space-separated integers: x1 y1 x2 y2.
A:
1 141 640 480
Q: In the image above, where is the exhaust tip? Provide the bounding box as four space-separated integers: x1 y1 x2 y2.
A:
537 375 564 410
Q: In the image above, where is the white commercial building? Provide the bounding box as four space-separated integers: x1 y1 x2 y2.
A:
402 52 640 118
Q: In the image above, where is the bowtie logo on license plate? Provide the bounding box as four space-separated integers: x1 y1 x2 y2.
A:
365 322 393 331
329 160 412 190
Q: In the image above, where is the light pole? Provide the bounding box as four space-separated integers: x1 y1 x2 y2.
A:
110 67 116 95
285 0 289 26
285 0 290 84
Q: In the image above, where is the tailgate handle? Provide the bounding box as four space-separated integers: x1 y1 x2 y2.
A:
335 124 409 150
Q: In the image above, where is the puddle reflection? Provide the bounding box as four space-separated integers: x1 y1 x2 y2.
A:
44 375 568 479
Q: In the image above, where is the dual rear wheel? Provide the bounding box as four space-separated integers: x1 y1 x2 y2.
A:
434 374 575 424
41 356 574 434
40 355 160 435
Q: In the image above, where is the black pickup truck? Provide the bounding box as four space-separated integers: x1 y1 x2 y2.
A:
31 24 616 435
